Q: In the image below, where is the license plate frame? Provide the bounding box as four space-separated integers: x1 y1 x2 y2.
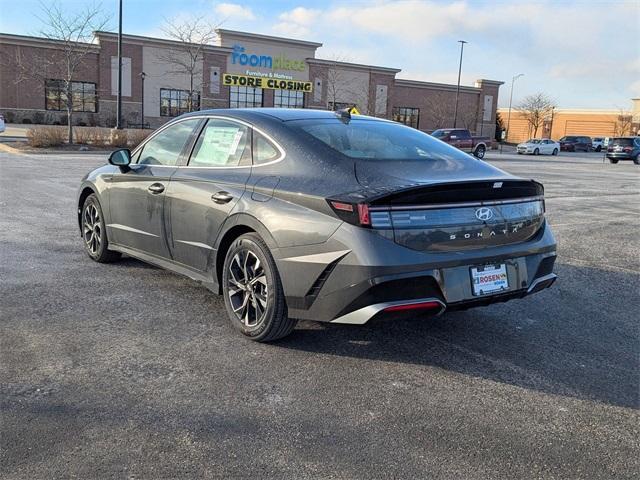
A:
470 264 509 296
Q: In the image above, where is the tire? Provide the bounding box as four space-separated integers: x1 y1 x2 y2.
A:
609 158 619 164
473 145 486 159
634 154 640 165
222 232 297 342
552 148 558 156
596 146 602 152
81 194 121 263
533 148 539 156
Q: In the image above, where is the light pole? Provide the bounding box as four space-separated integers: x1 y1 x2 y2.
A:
452 40 468 128
115 0 123 129
505 73 524 143
139 71 146 128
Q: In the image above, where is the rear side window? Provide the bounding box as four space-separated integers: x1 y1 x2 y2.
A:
188 119 251 167
292 119 467 161
253 132 281 165
138 118 200 166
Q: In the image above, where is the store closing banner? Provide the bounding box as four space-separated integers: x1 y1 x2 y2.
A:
223 73 313 92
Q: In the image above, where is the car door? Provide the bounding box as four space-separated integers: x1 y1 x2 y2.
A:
542 140 552 154
165 117 253 272
106 118 202 259
456 129 473 152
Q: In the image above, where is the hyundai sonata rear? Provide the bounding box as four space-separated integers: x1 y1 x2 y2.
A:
77 108 556 341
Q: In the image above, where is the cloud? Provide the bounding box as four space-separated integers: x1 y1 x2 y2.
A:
214 2 256 21
272 7 319 38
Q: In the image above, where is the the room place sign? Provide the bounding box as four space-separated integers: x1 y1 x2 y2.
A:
223 73 313 92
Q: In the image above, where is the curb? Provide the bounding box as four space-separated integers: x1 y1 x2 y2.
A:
0 142 111 155
0 142 23 155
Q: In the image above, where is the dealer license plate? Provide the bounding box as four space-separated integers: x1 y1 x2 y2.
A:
471 264 509 296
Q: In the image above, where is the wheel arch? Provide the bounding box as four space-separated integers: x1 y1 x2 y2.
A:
213 214 279 294
77 185 97 233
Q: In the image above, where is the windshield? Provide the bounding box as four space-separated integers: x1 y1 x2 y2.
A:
526 139 541 144
560 136 577 142
292 119 465 160
431 129 451 138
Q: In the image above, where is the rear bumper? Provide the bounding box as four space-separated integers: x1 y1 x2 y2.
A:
606 152 635 160
277 220 557 324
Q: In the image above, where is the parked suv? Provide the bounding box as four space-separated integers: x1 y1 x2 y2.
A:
591 137 604 152
606 137 640 164
559 135 592 152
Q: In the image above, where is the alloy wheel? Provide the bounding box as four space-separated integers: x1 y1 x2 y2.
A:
83 203 102 255
227 249 268 327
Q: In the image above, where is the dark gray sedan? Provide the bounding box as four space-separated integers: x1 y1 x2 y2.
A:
77 108 557 341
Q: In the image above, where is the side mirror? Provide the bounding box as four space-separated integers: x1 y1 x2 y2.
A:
108 148 131 167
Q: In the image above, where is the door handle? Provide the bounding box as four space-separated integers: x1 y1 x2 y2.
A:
211 191 233 204
148 183 165 194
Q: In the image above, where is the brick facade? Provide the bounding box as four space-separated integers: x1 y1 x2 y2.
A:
0 30 503 134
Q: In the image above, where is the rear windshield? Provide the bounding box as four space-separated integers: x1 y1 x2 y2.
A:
291 119 465 160
610 138 633 146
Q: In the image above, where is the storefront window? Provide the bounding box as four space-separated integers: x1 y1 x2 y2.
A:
229 86 263 108
274 90 304 108
160 89 200 117
45 79 97 112
392 107 420 129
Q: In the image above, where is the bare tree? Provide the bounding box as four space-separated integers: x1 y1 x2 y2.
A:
422 92 453 130
614 109 633 136
516 92 556 138
158 17 217 113
323 55 372 114
10 2 108 143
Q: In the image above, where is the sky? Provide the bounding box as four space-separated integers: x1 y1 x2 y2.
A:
1 0 638 110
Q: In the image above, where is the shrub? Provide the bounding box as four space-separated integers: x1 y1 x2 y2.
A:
26 126 66 148
109 128 128 148
73 127 111 145
73 126 94 145
127 129 151 148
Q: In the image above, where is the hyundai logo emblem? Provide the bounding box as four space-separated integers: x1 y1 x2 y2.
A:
475 207 494 221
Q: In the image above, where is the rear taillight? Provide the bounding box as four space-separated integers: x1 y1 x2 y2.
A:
328 200 371 227
624 146 632 152
357 204 370 226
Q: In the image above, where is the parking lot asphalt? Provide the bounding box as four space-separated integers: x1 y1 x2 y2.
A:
1 149 638 479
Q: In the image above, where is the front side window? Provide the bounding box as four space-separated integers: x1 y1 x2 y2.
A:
274 90 304 108
160 89 200 117
292 118 467 161
137 118 200 166
229 86 263 108
188 119 251 167
392 107 420 129
45 79 97 112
